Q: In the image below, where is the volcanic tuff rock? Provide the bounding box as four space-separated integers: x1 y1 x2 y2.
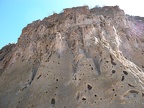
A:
0 5 144 108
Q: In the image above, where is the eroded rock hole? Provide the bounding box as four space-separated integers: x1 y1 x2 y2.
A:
91 67 93 70
129 90 139 94
124 90 139 98
76 93 80 100
106 61 109 63
87 84 92 90
112 70 116 74
37 74 41 79
142 93 144 97
121 76 125 81
128 84 135 88
51 98 55 107
123 71 128 75
82 98 86 100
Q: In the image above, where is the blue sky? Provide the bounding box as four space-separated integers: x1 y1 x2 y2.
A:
0 0 143 49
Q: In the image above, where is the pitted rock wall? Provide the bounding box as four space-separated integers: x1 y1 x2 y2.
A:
0 5 144 108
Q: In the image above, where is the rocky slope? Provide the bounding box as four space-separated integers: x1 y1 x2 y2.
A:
0 5 144 108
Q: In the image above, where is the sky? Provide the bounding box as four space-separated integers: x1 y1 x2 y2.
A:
0 0 144 49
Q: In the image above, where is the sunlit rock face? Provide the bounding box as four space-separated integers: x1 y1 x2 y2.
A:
0 6 144 108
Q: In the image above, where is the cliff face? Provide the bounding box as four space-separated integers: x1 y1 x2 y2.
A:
0 6 144 108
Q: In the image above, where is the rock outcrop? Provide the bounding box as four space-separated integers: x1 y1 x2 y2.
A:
0 5 144 108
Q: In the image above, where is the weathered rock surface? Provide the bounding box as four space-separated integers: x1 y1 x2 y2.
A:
0 6 144 108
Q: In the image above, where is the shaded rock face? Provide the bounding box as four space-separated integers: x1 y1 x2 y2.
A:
0 5 144 108
0 44 15 76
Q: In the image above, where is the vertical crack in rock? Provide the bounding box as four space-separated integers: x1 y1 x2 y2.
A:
72 63 78 74
110 54 117 65
93 58 101 75
28 60 40 85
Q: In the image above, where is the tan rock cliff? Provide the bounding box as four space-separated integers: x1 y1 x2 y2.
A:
0 5 144 108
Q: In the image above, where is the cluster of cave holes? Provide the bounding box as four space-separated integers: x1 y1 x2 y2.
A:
53 74 63 81
121 70 128 81
103 57 117 72
82 64 94 71
81 96 103 102
35 69 63 84
84 64 94 71
111 70 132 96
81 84 104 103
103 58 109 68
111 69 128 82
112 88 117 97
52 60 60 65
28 59 140 106
72 63 94 81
